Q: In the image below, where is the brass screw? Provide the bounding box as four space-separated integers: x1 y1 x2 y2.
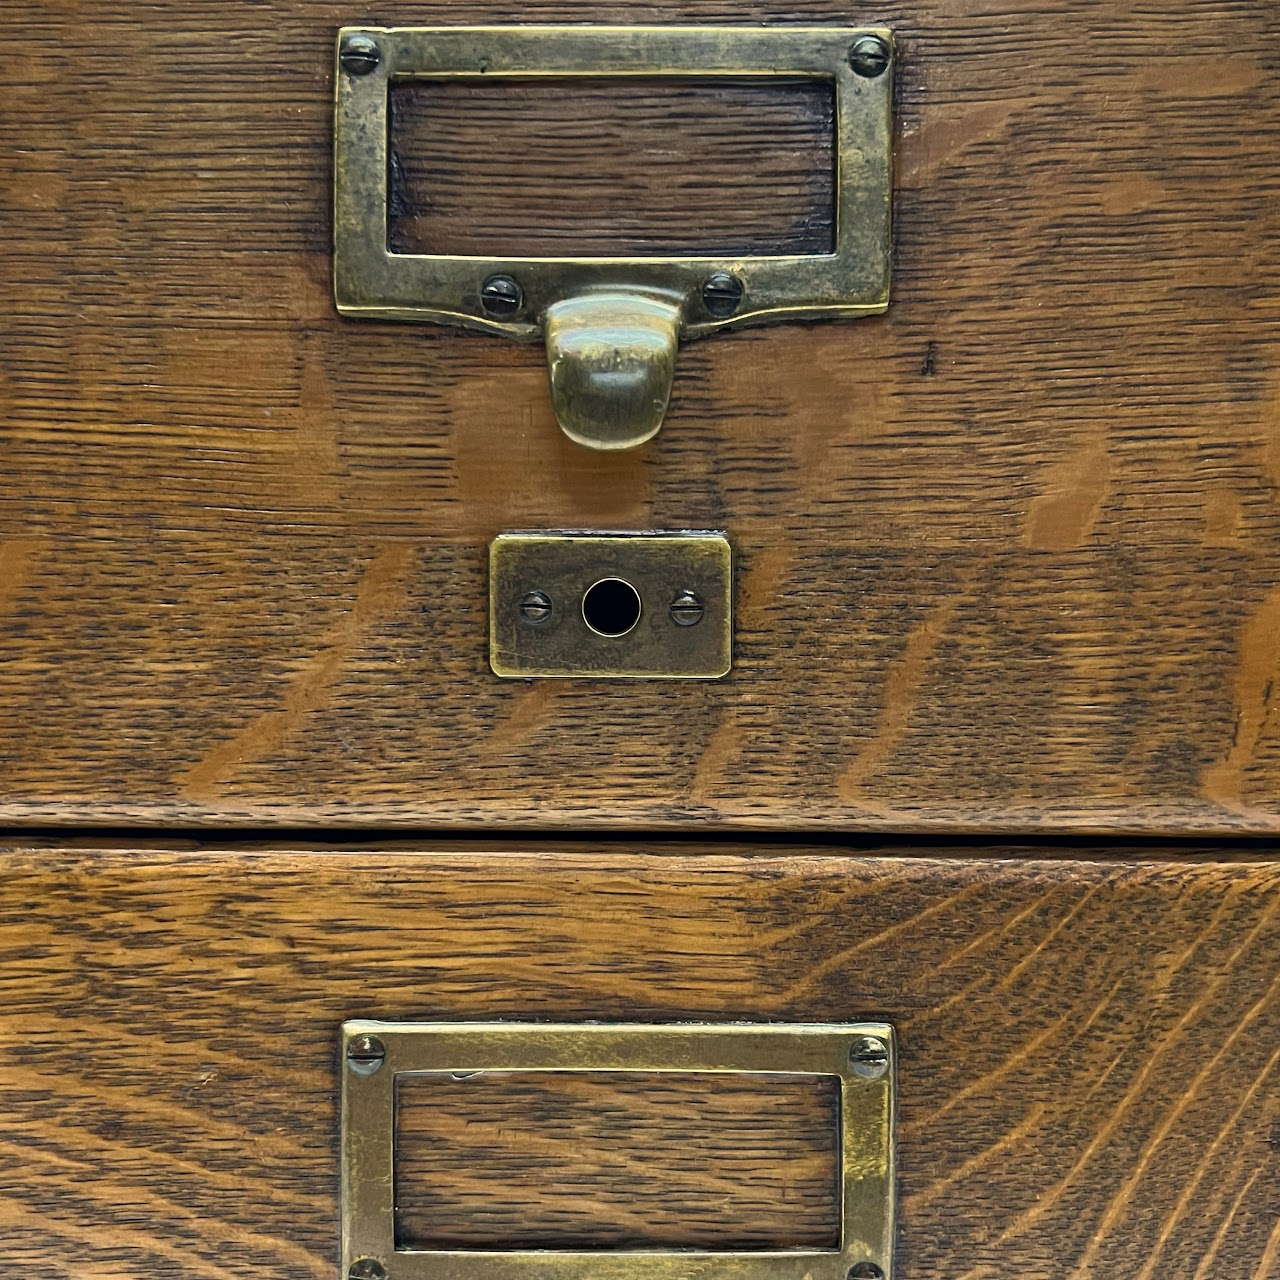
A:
702 272 744 318
481 274 523 319
848 1035 889 1080
519 591 553 624
339 34 382 76
348 1260 387 1280
346 1034 386 1076
669 590 705 627
847 1265 885 1280
848 35 891 78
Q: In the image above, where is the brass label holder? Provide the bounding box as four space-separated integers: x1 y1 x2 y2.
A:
333 25 894 451
340 1021 897 1280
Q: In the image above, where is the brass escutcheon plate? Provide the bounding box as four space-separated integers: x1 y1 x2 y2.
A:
489 531 733 679
340 1021 897 1280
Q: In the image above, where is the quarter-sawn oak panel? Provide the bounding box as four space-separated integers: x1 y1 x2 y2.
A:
389 77 837 257
0 843 1274 1277
395 1071 841 1249
1 2 1279 830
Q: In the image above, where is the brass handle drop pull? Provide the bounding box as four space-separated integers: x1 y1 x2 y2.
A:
544 295 681 451
333 25 895 451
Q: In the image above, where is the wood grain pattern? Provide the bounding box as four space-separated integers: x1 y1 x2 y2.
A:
0 843 1274 1278
389 78 836 256
1 3 1279 830
394 1071 840 1248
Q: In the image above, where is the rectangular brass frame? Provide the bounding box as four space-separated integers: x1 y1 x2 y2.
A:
489 531 733 679
333 25 894 338
340 1022 896 1280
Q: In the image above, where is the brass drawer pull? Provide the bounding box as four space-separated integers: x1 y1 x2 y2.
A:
333 25 894 451
340 1021 897 1280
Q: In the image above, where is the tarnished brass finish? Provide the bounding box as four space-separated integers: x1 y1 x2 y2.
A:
340 1021 897 1280
544 295 681 451
333 24 894 451
489 531 732 679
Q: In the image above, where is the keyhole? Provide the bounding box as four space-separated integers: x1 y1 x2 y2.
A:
582 578 642 637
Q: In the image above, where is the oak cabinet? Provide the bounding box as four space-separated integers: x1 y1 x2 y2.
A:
1 2 1278 1275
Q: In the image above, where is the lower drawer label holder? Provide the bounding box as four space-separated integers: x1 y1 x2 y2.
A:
340 1020 896 1280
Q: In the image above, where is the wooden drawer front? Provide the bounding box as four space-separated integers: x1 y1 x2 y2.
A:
0 843 1274 1277
2 3 1279 832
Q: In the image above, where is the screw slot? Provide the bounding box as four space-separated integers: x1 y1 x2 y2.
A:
669 590 705 627
339 34 382 76
848 35 891 78
702 271 745 318
582 578 642 637
348 1260 388 1280
346 1034 387 1077
848 1035 890 1080
519 590 553 624
481 274 523 319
